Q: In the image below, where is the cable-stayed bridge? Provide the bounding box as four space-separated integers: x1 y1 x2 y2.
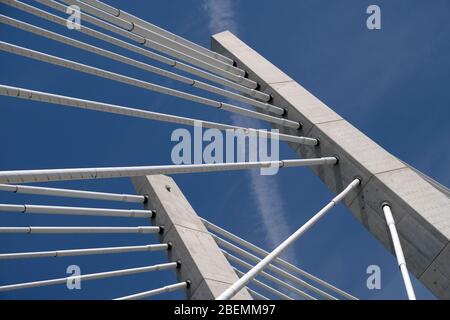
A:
0 0 448 300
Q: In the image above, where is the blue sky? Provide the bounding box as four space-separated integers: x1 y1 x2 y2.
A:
0 0 449 300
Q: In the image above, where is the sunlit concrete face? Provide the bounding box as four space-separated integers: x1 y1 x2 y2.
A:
212 30 450 299
132 175 252 300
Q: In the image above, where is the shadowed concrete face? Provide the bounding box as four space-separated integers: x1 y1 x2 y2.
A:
211 30 450 299
132 174 252 300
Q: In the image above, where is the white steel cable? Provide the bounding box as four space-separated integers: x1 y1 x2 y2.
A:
382 204 416 300
61 0 245 77
0 226 161 234
217 178 361 300
0 158 338 184
0 183 146 203
0 0 267 99
0 42 299 129
79 0 235 65
201 217 357 300
233 268 293 300
0 203 154 218
247 288 269 300
0 262 178 291
0 243 169 260
34 0 254 87
114 281 188 300
222 250 316 300
213 234 337 300
0 84 315 145
0 15 281 114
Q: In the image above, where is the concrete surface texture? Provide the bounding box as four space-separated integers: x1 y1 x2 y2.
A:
211 30 450 299
132 175 252 300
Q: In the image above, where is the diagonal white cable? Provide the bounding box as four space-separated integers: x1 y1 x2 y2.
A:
201 217 357 300
79 0 235 65
0 244 169 260
0 0 265 98
222 249 316 300
34 0 254 86
0 15 280 114
246 288 269 300
0 262 178 291
217 178 361 300
0 183 146 203
0 203 154 218
0 226 162 234
382 204 416 300
61 0 244 76
114 281 189 300
0 84 314 145
213 234 337 299
233 268 293 300
0 158 338 184
0 41 300 129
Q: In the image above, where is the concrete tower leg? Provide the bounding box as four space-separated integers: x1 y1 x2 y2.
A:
132 175 252 300
211 31 450 299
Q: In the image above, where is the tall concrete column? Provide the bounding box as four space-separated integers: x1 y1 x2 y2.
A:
132 175 252 300
212 31 450 299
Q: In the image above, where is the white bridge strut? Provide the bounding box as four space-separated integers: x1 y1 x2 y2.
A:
0 0 445 301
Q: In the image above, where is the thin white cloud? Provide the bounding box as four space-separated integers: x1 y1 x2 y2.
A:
202 0 238 34
230 115 297 260
202 0 297 263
